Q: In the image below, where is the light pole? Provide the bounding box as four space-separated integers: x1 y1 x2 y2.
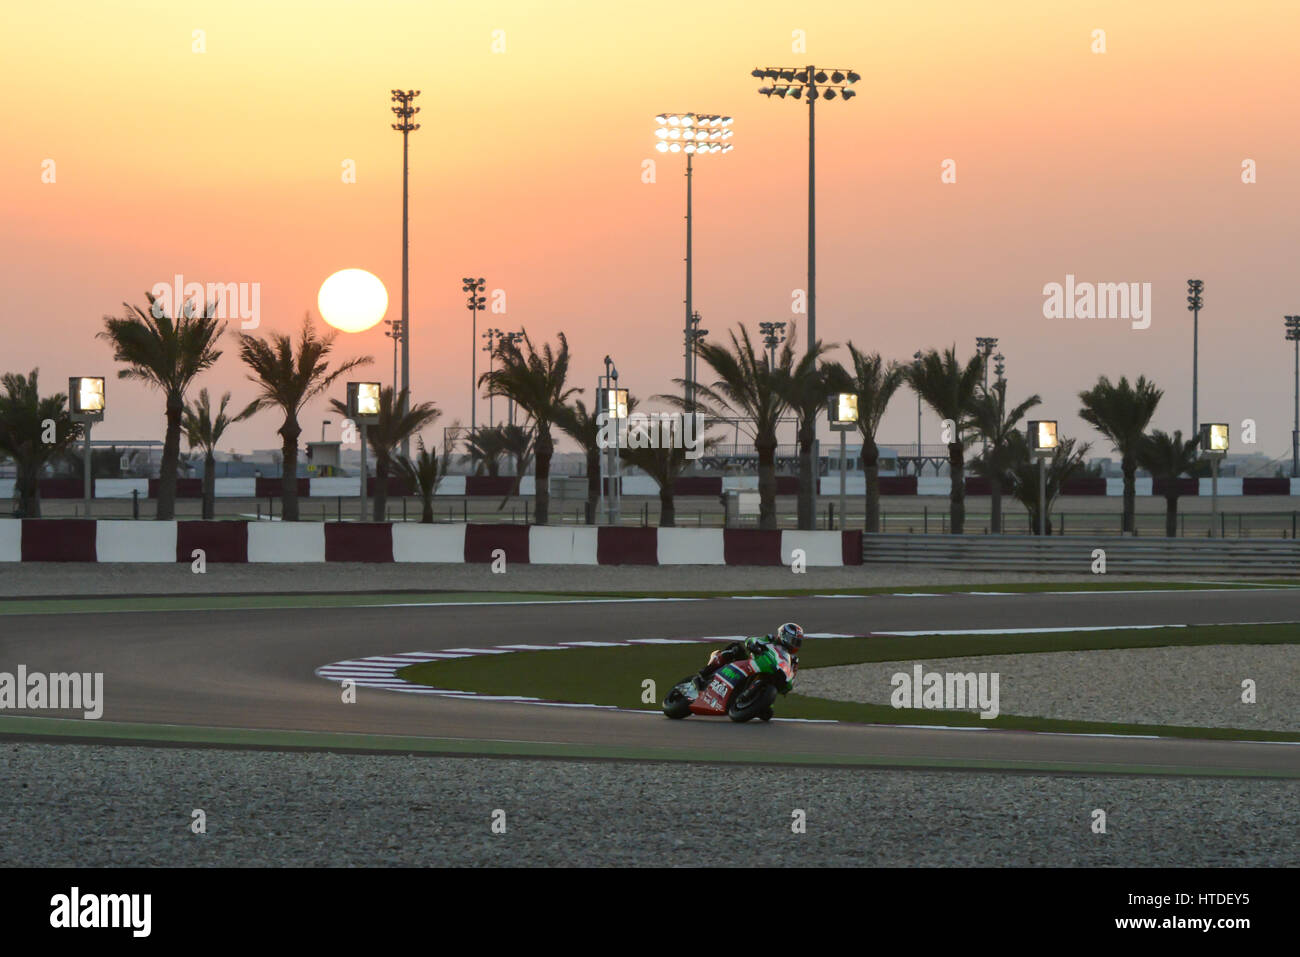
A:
975 337 998 457
482 327 503 429
912 350 923 458
1187 279 1204 437
687 311 707 398
390 89 420 457
462 278 486 432
1286 317 1300 478
383 318 402 391
1200 423 1229 537
754 66 858 493
1028 420 1059 536
759 321 787 370
598 356 627 525
752 66 857 358
69 377 105 518
829 394 858 531
347 382 381 521
654 112 733 411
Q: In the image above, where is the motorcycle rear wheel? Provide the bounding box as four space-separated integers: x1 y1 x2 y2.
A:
727 677 778 723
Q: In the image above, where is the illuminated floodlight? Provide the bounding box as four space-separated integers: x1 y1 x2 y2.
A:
347 381 382 423
654 113 735 157
1200 423 1229 456
69 376 105 420
1027 420 1058 455
828 393 859 430
604 388 629 420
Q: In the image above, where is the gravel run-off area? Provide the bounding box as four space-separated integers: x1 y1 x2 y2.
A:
1 743 1296 867
796 645 1300 732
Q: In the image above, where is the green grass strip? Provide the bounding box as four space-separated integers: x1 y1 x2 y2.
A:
397 623 1300 743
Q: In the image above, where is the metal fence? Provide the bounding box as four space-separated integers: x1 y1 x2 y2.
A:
863 533 1300 574
876 508 1300 539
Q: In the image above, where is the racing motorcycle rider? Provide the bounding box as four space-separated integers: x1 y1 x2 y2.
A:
691 622 803 696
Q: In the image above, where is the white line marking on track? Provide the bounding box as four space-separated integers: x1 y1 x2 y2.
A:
315 629 1300 744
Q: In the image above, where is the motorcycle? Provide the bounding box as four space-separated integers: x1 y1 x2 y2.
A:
662 644 796 723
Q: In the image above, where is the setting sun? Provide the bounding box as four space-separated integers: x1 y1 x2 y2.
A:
316 268 388 333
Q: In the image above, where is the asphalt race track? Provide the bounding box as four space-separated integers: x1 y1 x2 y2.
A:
2 587 1298 777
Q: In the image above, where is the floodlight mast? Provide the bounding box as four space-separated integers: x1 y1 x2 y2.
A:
752 65 857 492
654 113 733 412
391 88 421 456
751 66 858 360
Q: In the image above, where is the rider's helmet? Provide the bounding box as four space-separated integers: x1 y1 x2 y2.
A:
774 622 804 652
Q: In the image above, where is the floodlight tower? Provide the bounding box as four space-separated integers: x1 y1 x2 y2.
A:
654 112 734 411
759 321 787 369
482 327 503 429
500 331 525 426
1187 279 1204 436
751 65 858 359
462 277 486 431
391 88 421 456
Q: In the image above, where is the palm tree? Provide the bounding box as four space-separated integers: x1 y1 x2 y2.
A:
619 410 719 527
1137 429 1200 537
331 386 440 520
460 426 507 477
668 325 793 530
497 423 536 508
99 293 225 519
238 315 372 521
906 347 984 534
1006 432 1091 534
396 431 455 523
557 396 640 525
555 399 602 524
1078 375 1163 534
0 370 82 518
966 378 1041 533
823 345 905 533
183 389 254 520
478 330 579 525
773 338 837 530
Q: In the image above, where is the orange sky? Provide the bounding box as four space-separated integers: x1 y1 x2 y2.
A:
3 0 1299 460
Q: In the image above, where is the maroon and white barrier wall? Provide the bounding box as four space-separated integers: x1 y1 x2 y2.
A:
10 475 1296 501
0 520 863 567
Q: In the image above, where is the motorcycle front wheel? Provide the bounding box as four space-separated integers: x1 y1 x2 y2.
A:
662 679 695 719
